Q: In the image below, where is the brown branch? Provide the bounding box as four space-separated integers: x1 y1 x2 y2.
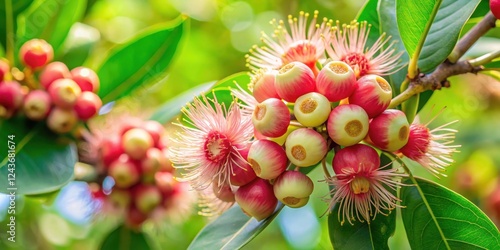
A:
389 60 483 108
448 12 497 63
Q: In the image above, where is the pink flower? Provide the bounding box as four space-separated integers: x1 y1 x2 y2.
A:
326 144 403 225
399 120 460 177
325 20 403 78
169 95 254 190
246 11 333 73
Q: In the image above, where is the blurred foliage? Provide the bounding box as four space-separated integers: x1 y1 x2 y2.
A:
1 0 500 249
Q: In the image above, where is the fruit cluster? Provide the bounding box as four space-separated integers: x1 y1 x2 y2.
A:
97 120 189 228
228 60 413 220
0 39 102 133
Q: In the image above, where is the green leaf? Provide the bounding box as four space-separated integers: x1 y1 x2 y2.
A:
188 203 284 250
470 0 490 18
16 0 87 56
396 0 438 61
0 118 76 195
149 81 215 124
58 22 100 69
356 0 380 47
379 0 410 95
400 177 500 250
418 0 481 72
0 43 4 57
100 225 152 250
97 19 186 103
328 153 396 250
0 0 34 49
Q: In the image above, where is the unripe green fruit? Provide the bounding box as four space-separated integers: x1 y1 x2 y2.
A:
285 128 327 167
46 107 78 134
134 185 162 214
122 128 154 160
23 90 51 121
294 92 331 127
108 154 140 188
273 171 313 208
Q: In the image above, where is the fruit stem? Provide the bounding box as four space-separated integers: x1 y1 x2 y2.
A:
469 50 500 66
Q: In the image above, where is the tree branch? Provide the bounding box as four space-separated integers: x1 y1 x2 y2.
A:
389 61 483 108
448 12 497 63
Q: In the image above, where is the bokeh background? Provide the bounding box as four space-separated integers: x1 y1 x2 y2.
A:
1 0 500 249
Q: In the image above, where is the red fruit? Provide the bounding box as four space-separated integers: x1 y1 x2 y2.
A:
125 206 148 229
349 75 392 118
491 0 500 19
252 98 290 137
19 39 53 69
0 81 24 110
23 90 51 121
275 61 316 102
213 182 235 203
71 67 100 93
229 147 257 186
108 154 141 188
247 139 287 180
46 107 78 134
141 147 168 182
316 61 357 102
48 78 82 109
74 92 102 120
0 59 9 81
251 69 280 102
100 135 124 167
155 171 175 195
368 109 410 152
235 178 278 221
40 62 71 90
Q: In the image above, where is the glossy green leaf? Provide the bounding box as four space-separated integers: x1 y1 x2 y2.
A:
470 0 489 19
396 0 438 60
188 203 284 250
0 117 76 195
328 153 396 250
418 0 481 72
16 0 87 56
356 0 380 47
401 177 500 250
100 225 152 250
0 0 34 49
97 19 186 103
149 81 215 124
379 0 410 95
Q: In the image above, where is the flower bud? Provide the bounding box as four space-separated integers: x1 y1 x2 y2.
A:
252 98 290 137
0 59 10 81
327 104 369 147
19 39 53 69
122 128 154 160
142 120 165 147
275 61 316 102
39 61 71 89
252 69 280 102
369 109 409 152
230 147 257 186
285 128 327 167
23 90 51 121
316 61 357 102
71 67 100 93
333 144 380 178
235 178 278 221
73 91 102 120
349 75 392 118
134 185 162 214
108 154 140 188
46 107 78 133
0 81 24 111
273 171 313 208
248 139 287 180
294 92 331 127
100 135 124 167
48 78 82 109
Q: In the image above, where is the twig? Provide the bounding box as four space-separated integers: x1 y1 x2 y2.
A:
448 12 497 63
